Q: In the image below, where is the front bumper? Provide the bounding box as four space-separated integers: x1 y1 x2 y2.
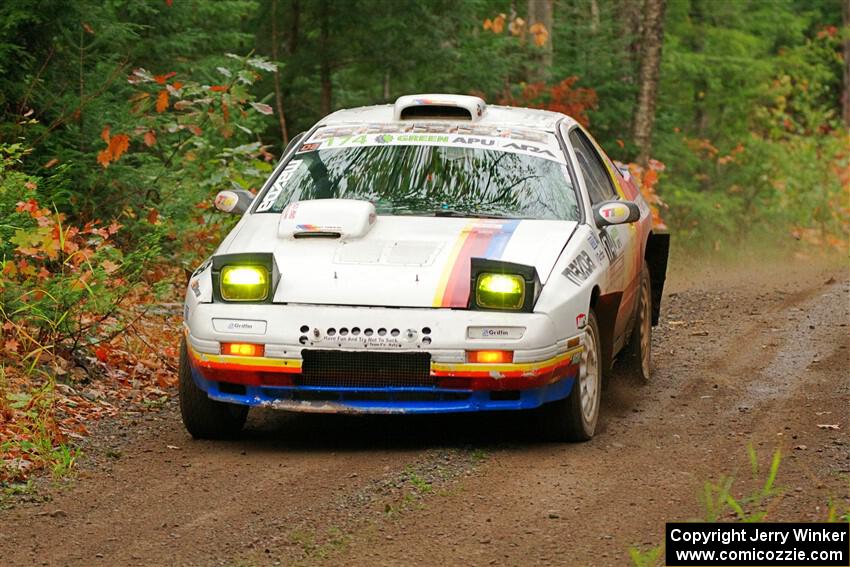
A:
184 303 583 414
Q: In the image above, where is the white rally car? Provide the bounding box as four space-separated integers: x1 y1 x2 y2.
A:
181 94 669 441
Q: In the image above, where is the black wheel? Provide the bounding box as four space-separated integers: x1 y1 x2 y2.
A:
623 263 652 382
539 310 602 442
179 338 248 439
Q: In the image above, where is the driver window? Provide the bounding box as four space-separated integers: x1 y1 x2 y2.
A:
568 129 617 204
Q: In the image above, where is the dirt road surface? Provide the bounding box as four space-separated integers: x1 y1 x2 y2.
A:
1 253 848 566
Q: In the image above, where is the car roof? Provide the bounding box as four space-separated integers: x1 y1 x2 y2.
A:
317 99 579 134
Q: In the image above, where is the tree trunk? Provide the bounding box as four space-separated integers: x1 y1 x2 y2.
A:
526 0 553 81
270 0 289 145
632 0 666 167
590 0 600 34
319 0 332 116
841 0 850 128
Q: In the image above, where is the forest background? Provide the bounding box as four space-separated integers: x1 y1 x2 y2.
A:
0 0 847 483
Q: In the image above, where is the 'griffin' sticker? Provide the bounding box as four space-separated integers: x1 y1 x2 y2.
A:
256 159 303 212
467 326 525 339
563 251 596 284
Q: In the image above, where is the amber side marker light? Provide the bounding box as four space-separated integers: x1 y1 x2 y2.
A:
466 350 514 364
221 343 265 357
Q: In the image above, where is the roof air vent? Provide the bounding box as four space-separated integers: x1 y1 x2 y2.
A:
393 94 486 122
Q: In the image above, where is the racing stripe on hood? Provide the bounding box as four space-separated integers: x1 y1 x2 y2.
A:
432 219 521 307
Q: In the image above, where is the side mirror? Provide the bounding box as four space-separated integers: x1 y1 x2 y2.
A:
214 190 255 214
593 200 641 227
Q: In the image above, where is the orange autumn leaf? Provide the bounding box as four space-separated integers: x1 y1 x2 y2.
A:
108 134 129 161
143 130 157 147
156 90 169 113
153 71 176 85
209 85 229 92
97 149 112 168
100 125 111 143
97 132 130 168
492 14 506 34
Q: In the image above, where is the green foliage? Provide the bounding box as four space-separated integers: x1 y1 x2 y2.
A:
655 0 847 249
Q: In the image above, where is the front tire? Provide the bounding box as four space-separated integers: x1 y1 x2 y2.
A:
179 338 248 439
539 310 602 442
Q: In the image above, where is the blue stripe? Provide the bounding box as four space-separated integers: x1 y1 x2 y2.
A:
482 219 520 259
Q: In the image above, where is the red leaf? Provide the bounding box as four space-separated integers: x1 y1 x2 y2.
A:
209 85 229 92
172 81 183 90
153 72 177 85
156 90 169 113
107 221 122 235
95 345 110 362
147 209 160 225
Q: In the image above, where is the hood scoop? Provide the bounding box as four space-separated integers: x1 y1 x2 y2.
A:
278 199 376 240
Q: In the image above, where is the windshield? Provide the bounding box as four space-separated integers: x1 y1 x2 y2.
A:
255 136 581 221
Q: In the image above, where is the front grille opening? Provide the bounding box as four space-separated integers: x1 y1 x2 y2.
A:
293 390 338 402
261 388 471 404
298 350 433 388
489 390 521 401
218 382 247 395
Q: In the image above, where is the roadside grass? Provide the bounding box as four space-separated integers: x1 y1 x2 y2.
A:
0 289 183 492
628 447 850 566
0 373 78 488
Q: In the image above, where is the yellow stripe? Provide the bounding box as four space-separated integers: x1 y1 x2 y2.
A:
431 220 476 306
431 347 582 374
187 341 302 369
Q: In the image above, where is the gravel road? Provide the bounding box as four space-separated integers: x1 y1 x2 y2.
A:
1 253 847 566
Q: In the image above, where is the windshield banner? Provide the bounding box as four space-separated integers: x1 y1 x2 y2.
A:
304 124 566 164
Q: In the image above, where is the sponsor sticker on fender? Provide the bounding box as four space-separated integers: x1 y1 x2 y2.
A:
563 251 596 285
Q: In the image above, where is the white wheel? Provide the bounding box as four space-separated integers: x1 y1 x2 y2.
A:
539 310 602 441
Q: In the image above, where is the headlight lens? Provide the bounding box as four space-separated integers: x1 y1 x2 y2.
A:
475 273 525 310
220 265 269 301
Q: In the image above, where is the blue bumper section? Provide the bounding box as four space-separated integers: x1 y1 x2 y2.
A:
190 368 576 414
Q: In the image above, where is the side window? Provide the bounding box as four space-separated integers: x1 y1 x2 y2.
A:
568 129 617 204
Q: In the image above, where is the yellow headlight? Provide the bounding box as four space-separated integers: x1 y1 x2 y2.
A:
475 273 525 310
220 265 269 301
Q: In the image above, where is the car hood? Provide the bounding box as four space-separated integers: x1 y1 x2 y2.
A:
220 213 577 308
